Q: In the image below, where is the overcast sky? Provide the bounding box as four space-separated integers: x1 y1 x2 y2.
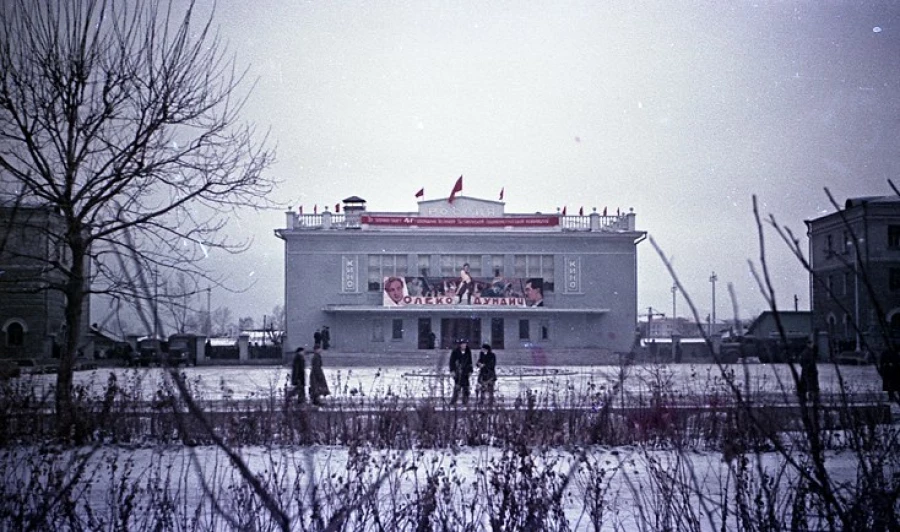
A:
169 0 900 330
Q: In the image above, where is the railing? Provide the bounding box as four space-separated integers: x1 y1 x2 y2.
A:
288 212 632 232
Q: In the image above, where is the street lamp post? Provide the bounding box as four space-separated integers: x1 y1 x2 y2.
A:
206 286 212 337
849 238 861 351
153 268 159 340
709 272 718 336
671 285 677 320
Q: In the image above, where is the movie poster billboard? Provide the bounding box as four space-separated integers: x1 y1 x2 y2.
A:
382 276 545 308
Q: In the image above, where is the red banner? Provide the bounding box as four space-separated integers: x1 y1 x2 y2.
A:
361 216 559 227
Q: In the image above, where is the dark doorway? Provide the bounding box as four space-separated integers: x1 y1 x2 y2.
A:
490 318 504 350
440 318 481 350
418 318 436 349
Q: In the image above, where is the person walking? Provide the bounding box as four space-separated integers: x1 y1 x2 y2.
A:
313 329 322 349
449 339 473 405
309 346 330 406
322 326 331 350
290 347 306 404
880 347 900 402
476 343 497 406
798 339 819 403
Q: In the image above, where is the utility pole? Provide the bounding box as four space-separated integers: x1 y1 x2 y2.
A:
206 286 212 337
671 284 677 330
709 272 718 336
153 267 159 339
641 307 666 338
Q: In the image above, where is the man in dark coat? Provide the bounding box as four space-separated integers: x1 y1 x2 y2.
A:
477 343 497 406
290 347 306 403
797 339 819 403
881 348 900 402
449 339 473 405
321 326 330 350
313 329 322 348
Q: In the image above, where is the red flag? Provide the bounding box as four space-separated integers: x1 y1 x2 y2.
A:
314 204 318 214
415 188 424 198
499 187 504 201
448 175 463 203
579 206 584 216
335 203 340 213
562 206 567 216
602 207 607 216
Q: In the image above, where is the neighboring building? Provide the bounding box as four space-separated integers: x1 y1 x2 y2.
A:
639 316 725 339
744 310 812 340
275 195 646 362
0 201 90 360
806 195 900 355
715 310 813 363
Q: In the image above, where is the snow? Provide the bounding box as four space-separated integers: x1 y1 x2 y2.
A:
3 363 895 530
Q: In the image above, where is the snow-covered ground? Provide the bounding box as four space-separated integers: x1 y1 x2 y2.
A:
1 440 884 531
3 362 897 531
19 362 888 403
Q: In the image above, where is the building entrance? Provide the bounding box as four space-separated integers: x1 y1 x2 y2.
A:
418 318 436 349
490 318 504 350
440 318 481 350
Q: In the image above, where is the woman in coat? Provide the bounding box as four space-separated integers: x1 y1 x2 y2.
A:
309 346 330 406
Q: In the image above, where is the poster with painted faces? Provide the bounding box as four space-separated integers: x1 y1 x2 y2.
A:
383 276 545 307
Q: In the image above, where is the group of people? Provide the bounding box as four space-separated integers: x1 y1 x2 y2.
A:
290 344 330 406
312 327 331 350
449 340 497 406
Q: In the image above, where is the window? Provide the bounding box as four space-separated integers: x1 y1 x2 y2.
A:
371 320 384 342
367 255 408 291
519 319 530 340
490 255 504 276
439 255 482 277
889 226 900 249
826 234 834 256
417 255 430 277
890 268 900 292
514 255 555 292
540 320 550 340
6 322 24 347
392 319 404 340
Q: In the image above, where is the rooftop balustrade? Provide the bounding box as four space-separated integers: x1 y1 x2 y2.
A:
282 210 636 232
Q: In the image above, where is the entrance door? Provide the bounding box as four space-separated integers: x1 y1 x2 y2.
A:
490 318 504 350
418 318 435 349
440 318 481 350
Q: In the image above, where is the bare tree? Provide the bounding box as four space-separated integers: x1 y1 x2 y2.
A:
211 306 235 337
0 0 275 439
238 316 254 331
163 271 206 335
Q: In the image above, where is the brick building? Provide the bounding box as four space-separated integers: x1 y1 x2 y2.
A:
806 194 900 355
0 201 89 360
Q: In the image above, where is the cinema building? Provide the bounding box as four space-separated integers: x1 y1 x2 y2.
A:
275 195 646 363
